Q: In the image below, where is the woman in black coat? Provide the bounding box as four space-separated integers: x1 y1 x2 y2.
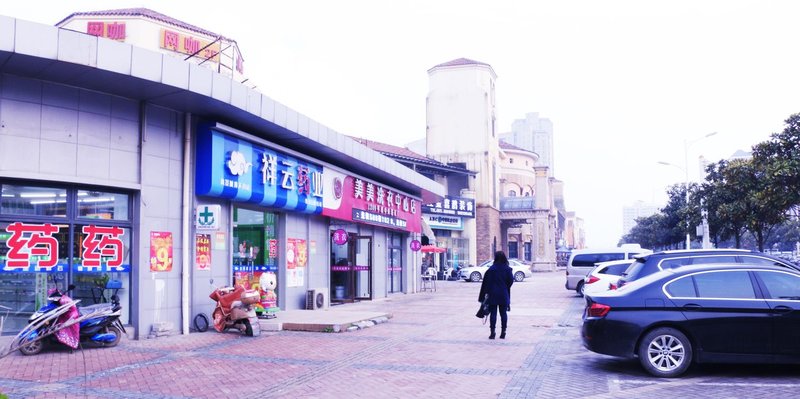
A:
478 250 514 339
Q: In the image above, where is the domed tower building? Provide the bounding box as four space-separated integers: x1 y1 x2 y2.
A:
425 58 500 264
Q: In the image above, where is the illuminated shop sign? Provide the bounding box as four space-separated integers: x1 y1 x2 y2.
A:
195 128 324 214
422 196 475 218
322 168 420 233
160 29 221 63
86 21 126 41
2 222 129 273
424 214 463 230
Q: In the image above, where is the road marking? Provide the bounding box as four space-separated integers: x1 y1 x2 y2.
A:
614 379 800 388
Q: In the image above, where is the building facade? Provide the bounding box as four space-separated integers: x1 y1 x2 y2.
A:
351 137 477 275
622 200 660 235
425 58 500 264
500 112 555 174
426 58 569 270
0 10 443 338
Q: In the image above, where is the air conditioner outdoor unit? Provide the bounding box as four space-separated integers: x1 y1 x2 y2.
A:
305 287 330 310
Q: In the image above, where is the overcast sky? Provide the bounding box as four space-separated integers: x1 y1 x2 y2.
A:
5 1 800 248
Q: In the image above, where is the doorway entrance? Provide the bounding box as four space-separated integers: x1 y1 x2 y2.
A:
330 232 372 303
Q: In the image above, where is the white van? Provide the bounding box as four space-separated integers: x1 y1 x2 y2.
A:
564 244 651 296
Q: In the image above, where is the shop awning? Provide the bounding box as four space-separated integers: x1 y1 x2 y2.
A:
420 245 446 253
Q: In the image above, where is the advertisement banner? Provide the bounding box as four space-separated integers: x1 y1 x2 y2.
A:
214 232 226 250
195 127 324 214
322 168 421 233
286 238 307 287
150 231 173 272
2 222 129 273
196 234 211 271
424 214 464 230
422 195 475 218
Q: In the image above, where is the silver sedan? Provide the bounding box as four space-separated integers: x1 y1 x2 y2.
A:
458 259 533 282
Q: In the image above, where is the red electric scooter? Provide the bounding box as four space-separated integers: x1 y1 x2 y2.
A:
209 285 260 337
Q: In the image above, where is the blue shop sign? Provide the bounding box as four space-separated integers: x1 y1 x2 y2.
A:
196 127 324 214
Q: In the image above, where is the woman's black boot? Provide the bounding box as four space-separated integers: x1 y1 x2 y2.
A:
489 328 496 339
500 328 506 339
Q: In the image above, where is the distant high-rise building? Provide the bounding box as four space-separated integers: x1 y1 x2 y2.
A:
499 112 555 174
623 200 660 235
728 149 753 161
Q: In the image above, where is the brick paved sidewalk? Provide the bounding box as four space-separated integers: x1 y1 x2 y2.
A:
0 270 584 399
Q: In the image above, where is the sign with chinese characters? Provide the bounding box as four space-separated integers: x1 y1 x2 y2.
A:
214 232 226 250
195 127 324 214
409 239 421 252
422 196 475 218
196 205 221 230
150 231 173 272
86 21 126 41
268 239 278 259
332 229 348 245
77 225 125 272
1 222 129 273
196 234 211 271
286 238 307 287
160 29 220 63
322 168 421 233
424 214 463 230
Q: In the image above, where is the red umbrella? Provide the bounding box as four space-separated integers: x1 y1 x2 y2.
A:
420 245 446 253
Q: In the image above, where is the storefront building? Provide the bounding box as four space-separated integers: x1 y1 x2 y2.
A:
0 12 443 338
422 195 475 271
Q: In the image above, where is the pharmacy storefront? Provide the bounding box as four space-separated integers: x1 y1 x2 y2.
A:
0 183 133 331
193 124 422 314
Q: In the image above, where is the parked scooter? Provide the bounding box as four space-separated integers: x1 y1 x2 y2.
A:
7 285 126 356
209 285 260 337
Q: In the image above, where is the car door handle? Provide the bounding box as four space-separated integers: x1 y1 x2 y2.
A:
773 305 794 314
682 304 702 310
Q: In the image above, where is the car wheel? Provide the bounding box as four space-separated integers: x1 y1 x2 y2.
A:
576 281 585 297
514 271 525 282
470 271 482 282
638 327 693 378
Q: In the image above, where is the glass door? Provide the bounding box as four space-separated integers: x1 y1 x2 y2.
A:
387 233 402 293
354 236 372 300
330 232 372 303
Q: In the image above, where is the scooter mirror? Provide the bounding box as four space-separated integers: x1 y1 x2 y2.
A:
67 284 76 291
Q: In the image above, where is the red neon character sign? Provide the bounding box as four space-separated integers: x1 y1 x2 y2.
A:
4 222 60 271
81 225 124 271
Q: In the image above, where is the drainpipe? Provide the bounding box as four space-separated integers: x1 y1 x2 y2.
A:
181 113 192 335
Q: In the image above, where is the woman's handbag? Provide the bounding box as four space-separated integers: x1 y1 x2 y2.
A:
475 295 490 321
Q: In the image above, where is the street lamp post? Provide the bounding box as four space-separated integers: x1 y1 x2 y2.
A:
659 132 718 250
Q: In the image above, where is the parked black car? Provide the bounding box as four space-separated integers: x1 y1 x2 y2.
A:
616 249 799 289
582 264 800 378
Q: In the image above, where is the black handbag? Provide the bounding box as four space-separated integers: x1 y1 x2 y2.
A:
475 295 490 318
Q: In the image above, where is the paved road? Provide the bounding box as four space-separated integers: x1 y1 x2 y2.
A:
1 271 799 398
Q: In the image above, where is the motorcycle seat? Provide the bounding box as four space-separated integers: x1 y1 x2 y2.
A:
79 303 113 316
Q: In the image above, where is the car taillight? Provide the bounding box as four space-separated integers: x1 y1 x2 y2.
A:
586 276 600 284
587 303 611 317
